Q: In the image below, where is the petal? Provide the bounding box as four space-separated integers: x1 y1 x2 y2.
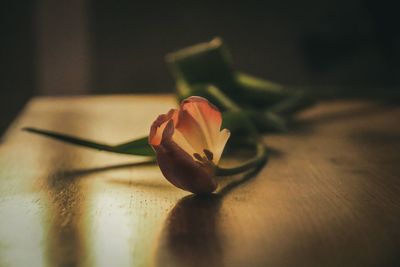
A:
148 96 230 194
155 131 218 194
175 109 209 154
158 114 198 158
171 130 197 158
149 109 177 147
213 128 231 164
180 96 222 152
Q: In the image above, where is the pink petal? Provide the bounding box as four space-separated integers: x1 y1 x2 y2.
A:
149 109 177 147
213 128 231 164
175 109 209 154
180 96 222 152
155 121 217 193
148 96 230 194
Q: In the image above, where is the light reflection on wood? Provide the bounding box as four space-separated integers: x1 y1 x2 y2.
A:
40 113 89 267
45 173 85 267
0 195 46 267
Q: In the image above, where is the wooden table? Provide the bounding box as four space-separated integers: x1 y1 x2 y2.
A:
0 95 399 267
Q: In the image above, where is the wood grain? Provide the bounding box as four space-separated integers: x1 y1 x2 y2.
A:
0 95 399 267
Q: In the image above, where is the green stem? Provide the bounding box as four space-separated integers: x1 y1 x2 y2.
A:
203 85 268 176
291 85 400 100
216 141 267 176
204 85 259 137
205 85 241 112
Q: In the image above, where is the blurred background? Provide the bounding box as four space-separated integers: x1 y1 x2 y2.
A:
1 0 399 134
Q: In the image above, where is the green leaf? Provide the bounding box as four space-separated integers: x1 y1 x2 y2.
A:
267 92 316 116
23 127 155 157
166 37 237 91
234 72 290 107
113 137 155 156
246 110 287 132
235 72 284 92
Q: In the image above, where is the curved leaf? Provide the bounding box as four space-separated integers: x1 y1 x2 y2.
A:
23 127 155 157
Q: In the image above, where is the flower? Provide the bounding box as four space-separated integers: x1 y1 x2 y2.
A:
149 96 231 194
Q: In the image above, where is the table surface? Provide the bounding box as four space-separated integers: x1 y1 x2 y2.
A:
0 95 399 267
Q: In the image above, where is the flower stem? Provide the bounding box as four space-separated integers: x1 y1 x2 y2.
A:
205 85 268 176
216 141 267 176
291 85 400 100
204 85 260 137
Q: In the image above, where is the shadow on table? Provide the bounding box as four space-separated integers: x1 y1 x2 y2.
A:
290 102 397 135
155 164 264 267
45 173 85 267
55 160 156 180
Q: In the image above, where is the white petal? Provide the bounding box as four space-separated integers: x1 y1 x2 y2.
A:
181 97 222 153
212 128 231 164
175 109 208 154
172 130 197 159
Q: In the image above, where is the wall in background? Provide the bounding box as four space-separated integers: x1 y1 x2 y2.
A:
36 0 91 95
1 0 399 133
0 1 36 134
90 0 399 92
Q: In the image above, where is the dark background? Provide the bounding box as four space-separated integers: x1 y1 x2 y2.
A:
1 0 399 134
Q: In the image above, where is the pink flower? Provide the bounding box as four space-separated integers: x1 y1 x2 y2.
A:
149 96 231 194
